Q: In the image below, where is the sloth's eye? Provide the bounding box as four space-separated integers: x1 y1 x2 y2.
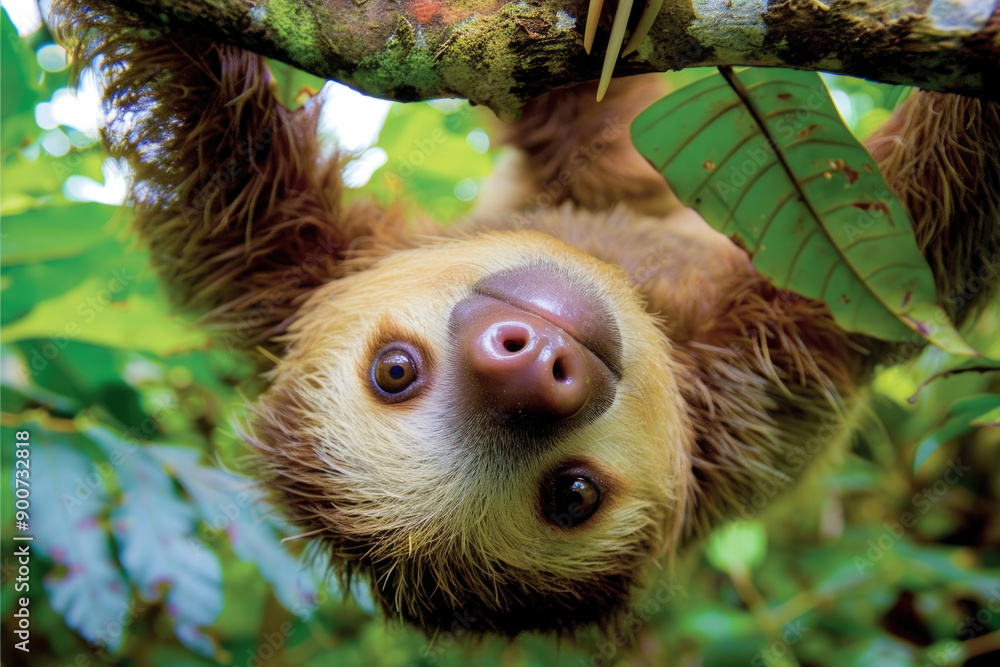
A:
548 475 601 528
372 348 418 396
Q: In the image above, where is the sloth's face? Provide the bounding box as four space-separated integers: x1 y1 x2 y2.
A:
252 231 694 635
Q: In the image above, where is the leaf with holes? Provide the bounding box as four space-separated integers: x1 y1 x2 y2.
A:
29 430 132 652
86 427 223 658
632 68 975 355
148 445 322 615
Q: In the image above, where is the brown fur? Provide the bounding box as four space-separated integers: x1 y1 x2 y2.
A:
475 74 684 218
56 3 417 352
867 92 1000 323
54 0 999 638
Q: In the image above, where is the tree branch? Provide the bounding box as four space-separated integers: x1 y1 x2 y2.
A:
108 0 999 118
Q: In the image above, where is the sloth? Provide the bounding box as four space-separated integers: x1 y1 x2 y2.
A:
56 0 999 638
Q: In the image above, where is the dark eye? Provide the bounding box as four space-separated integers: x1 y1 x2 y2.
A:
372 348 418 396
548 475 601 528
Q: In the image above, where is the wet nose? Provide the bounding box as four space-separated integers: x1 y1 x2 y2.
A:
464 310 594 419
451 291 617 424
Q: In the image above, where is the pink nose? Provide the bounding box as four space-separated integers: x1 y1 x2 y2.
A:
451 290 616 425
465 310 594 419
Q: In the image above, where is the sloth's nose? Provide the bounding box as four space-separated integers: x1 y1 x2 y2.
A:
461 309 595 419
449 265 620 425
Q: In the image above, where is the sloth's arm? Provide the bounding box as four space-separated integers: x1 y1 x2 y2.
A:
867 93 1000 325
54 1 410 350
477 73 686 218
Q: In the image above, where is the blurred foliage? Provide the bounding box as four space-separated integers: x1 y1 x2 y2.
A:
1 5 999 667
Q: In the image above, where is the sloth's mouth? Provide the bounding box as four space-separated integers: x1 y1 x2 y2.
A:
469 264 624 380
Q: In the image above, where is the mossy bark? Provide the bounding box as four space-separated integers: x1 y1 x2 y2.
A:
112 0 999 118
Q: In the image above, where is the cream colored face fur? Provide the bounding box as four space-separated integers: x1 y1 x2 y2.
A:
253 230 694 634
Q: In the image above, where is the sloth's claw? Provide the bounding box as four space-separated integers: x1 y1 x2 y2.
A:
622 0 663 56
587 0 663 101
584 0 603 54
597 0 633 101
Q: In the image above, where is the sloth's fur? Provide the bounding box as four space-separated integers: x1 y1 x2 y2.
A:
56 0 1000 638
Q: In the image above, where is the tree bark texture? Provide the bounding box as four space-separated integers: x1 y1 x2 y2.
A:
108 0 999 118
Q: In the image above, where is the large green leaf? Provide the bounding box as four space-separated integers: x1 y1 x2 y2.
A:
1 244 146 326
0 150 107 210
971 404 1000 427
1 202 121 264
632 68 974 355
149 446 322 616
912 393 1000 472
86 427 223 658
0 13 41 121
28 430 132 651
2 278 209 355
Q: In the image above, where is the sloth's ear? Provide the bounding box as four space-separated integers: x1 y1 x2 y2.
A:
53 0 412 353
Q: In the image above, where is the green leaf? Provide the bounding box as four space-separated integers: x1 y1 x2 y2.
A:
366 101 495 222
840 635 916 667
29 430 132 651
0 150 107 209
1 111 42 158
907 356 1000 403
6 340 130 406
0 349 82 413
86 427 223 657
148 446 322 616
1 278 209 355
632 68 975 355
913 393 1000 472
705 521 767 574
267 59 329 109
679 606 757 642
970 404 1000 427
1 13 41 121
1 244 146 325
0 202 121 264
